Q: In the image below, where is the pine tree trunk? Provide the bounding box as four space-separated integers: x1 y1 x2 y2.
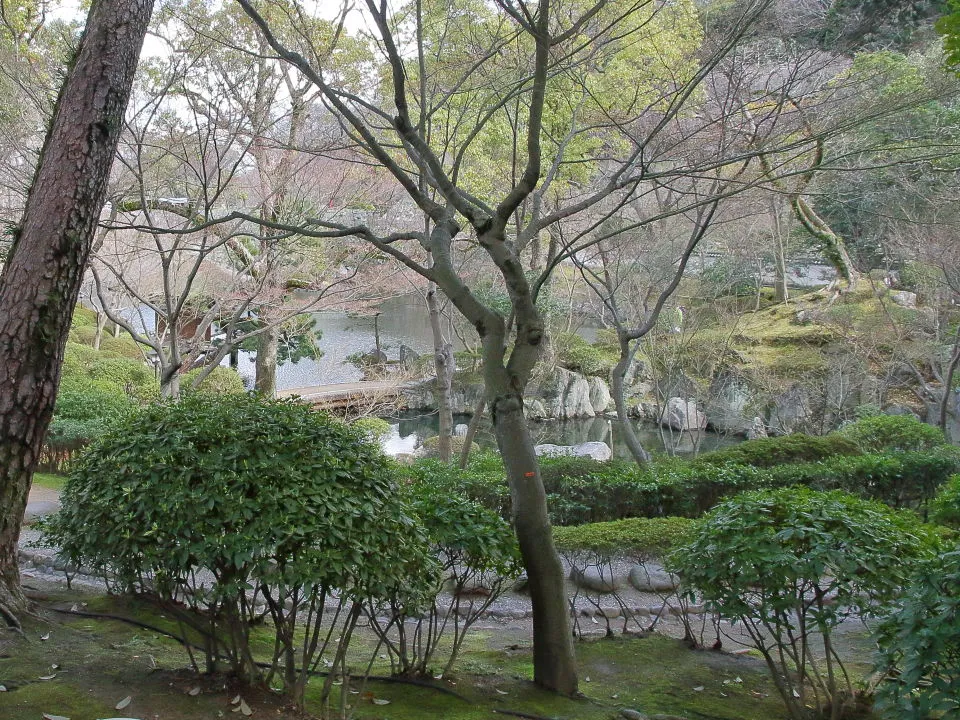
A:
254 326 280 398
0 0 153 622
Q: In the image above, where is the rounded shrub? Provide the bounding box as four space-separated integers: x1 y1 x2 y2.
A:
837 414 947 453
670 487 938 720
181 365 245 394
44 394 434 707
553 516 693 560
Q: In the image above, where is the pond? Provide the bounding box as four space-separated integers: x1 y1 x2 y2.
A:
381 410 739 460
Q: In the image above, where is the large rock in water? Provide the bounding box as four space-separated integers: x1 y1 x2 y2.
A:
588 376 613 414
660 397 706 431
535 441 612 461
534 367 603 418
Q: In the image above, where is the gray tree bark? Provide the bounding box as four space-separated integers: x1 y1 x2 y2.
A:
0 0 154 623
254 325 280 398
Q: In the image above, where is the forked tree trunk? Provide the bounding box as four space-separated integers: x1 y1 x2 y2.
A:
0 0 153 622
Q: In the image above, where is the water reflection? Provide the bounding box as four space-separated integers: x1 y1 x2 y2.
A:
381 410 738 460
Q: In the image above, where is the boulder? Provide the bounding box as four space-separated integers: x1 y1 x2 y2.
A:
628 565 679 593
746 416 768 440
454 423 469 437
660 397 706 432
535 368 596 418
534 441 612 461
620 710 649 720
523 398 548 420
588 376 613 414
890 290 917 308
569 566 620 593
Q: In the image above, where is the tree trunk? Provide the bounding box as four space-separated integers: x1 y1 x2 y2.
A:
488 381 577 694
93 311 107 350
427 283 455 462
459 397 486 469
770 197 789 304
0 0 153 622
611 334 651 465
255 325 279 398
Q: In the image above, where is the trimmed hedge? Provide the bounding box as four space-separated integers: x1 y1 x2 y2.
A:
400 446 960 526
552 516 693 558
837 414 947 454
694 433 861 468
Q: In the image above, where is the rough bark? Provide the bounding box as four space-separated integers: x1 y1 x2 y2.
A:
770 197 789 304
0 0 153 621
254 325 280 398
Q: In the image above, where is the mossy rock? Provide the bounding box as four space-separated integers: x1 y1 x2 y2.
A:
418 435 479 458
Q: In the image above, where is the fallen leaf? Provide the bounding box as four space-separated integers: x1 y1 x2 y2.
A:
495 689 508 695
40 632 50 641
792 690 801 698
187 686 201 696
115 696 132 710
371 698 390 706
584 677 591 682
41 714 69 720
693 686 704 692
231 695 241 705
0 685 6 691
734 676 743 683
38 674 57 681
239 699 252 716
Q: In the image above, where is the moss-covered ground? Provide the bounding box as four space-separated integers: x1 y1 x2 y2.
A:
0 585 811 720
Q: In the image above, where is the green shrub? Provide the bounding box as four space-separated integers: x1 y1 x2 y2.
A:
932 474 960 528
368 483 521 677
44 395 434 709
352 416 392 442
695 433 862 467
875 546 960 720
553 516 693 559
671 487 938 720
181 366 246 394
838 414 947 453
418 434 479 459
552 331 618 377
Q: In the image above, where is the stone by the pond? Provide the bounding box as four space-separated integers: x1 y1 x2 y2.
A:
569 566 620 593
660 397 707 432
629 565 680 593
534 441 612 461
620 710 649 720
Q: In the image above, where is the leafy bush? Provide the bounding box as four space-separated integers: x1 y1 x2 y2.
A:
553 516 692 559
875 546 960 720
695 433 861 468
552 331 618 377
368 482 521 677
44 395 434 710
181 366 246 394
670 487 938 720
418 434 479 458
352 416 392 442
932 474 960 528
838 413 947 453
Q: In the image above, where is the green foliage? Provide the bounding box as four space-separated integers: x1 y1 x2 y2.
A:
671 487 938 720
44 394 433 704
367 479 521 677
939 0 960 71
552 332 618 377
695 433 862 468
402 445 959 528
352 416 392 442
181 366 245 394
932 474 960 528
838 413 947 453
875 546 960 720
553 517 693 560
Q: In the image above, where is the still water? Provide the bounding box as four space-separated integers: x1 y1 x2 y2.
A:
228 294 735 457
382 410 738 460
